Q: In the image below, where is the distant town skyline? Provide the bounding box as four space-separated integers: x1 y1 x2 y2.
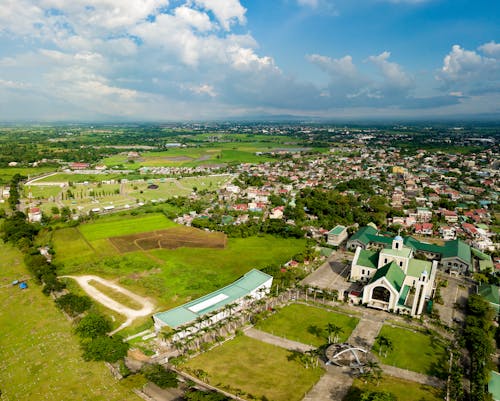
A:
0 0 498 121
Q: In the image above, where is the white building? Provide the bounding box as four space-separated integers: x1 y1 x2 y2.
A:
327 225 348 246
350 236 437 317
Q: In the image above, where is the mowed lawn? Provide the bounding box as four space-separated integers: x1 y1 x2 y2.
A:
0 242 138 401
183 336 323 401
255 304 359 346
372 325 447 376
345 375 443 401
78 213 176 241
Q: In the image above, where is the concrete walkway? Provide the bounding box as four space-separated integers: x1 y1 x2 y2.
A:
347 316 384 349
244 327 315 352
380 364 444 387
303 366 354 401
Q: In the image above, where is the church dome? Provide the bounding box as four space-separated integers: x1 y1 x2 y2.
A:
394 235 404 242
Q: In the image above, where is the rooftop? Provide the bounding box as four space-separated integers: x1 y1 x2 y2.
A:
153 269 272 329
369 261 405 293
329 225 346 235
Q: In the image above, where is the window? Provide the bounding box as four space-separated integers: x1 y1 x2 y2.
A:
399 261 403 267
384 258 388 264
395 242 399 249
362 269 365 275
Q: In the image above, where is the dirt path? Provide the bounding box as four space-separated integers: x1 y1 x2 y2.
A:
244 327 315 352
62 275 154 334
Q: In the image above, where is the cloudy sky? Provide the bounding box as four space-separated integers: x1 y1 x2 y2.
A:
0 0 499 121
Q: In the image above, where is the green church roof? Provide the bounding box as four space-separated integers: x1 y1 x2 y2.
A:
348 225 378 245
478 284 500 310
369 262 405 293
442 239 471 264
489 371 500 401
357 249 379 269
407 258 432 278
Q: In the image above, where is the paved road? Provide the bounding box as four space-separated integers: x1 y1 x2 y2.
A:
380 364 444 387
303 365 354 401
244 327 315 352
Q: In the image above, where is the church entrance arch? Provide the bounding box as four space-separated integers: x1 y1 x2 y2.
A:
372 286 390 303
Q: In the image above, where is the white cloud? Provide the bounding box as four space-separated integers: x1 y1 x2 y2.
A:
307 54 357 78
193 0 246 30
367 51 413 89
478 41 500 58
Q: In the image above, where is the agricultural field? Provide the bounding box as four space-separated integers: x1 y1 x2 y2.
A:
255 303 359 346
109 226 227 253
101 145 282 168
0 242 138 401
52 214 306 310
344 375 443 401
372 325 448 376
183 335 323 401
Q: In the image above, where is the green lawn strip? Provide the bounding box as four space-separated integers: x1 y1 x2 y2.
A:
372 325 447 376
344 375 443 401
0 242 138 401
78 213 176 241
88 279 144 311
255 303 359 346
183 335 323 401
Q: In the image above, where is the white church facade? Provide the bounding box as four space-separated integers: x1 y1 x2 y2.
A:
350 236 437 317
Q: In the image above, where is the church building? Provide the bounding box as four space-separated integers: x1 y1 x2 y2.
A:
350 235 437 317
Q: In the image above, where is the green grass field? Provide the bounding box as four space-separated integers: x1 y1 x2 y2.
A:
255 303 359 346
372 325 447 376
183 335 323 401
78 213 175 241
345 375 443 401
0 242 138 400
0 166 56 184
54 214 306 311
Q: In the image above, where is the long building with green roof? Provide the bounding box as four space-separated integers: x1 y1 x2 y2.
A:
351 235 438 317
153 269 273 339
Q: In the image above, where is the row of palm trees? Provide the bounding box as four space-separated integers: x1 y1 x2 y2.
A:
159 292 274 353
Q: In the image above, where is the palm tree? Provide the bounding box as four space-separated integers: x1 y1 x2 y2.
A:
375 335 393 357
326 323 343 344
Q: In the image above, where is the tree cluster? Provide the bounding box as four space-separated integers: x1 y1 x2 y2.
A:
464 294 495 401
75 313 129 363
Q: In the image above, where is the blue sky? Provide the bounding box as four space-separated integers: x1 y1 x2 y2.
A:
0 0 498 121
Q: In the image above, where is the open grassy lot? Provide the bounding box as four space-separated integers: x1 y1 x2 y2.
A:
0 166 56 184
345 375 443 401
183 335 323 401
146 236 306 307
372 325 447 376
0 242 138 401
102 147 276 168
255 303 359 346
78 213 175 241
56 224 306 310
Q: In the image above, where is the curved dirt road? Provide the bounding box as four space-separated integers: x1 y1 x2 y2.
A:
62 275 154 334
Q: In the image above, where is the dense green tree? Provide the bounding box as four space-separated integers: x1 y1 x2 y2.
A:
75 312 112 338
81 335 129 362
55 293 92 316
142 364 179 389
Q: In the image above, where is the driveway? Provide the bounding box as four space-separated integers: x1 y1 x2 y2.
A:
433 273 470 326
62 275 154 334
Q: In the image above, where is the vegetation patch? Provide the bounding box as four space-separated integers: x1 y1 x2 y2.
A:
78 213 176 241
255 303 359 346
183 335 323 401
0 242 137 400
372 325 447 376
344 375 443 401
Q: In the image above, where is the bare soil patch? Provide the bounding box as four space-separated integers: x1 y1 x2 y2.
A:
109 226 227 253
